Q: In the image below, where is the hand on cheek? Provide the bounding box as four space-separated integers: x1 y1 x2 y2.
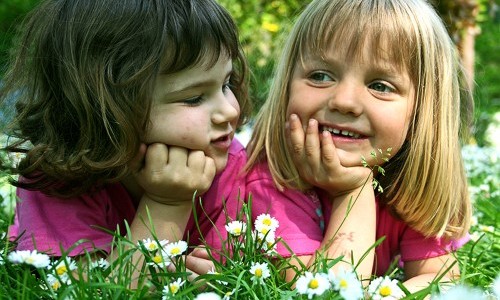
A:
286 114 372 196
134 143 216 205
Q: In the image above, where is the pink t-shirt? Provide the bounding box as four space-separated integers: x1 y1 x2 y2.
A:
246 161 469 276
9 139 247 256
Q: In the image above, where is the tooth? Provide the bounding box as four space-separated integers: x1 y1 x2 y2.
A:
353 133 360 138
341 130 349 136
348 132 354 137
332 128 340 134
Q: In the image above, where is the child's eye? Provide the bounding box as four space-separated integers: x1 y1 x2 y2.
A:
222 81 234 94
182 96 203 106
308 71 333 83
369 82 394 93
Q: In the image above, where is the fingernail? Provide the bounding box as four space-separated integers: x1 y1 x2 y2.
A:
308 119 316 127
289 114 298 121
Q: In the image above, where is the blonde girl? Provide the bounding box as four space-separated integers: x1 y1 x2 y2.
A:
246 0 473 291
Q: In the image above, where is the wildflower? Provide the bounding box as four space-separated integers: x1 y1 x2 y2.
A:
223 289 236 300
368 276 405 300
164 240 188 258
194 292 222 300
262 21 279 33
296 272 331 299
328 268 363 300
162 278 185 299
249 262 271 284
254 213 279 235
0 250 4 266
208 268 228 285
492 275 500 299
139 238 168 252
254 229 278 253
7 250 51 268
148 249 171 268
478 225 494 233
46 274 63 291
225 220 246 237
90 258 110 270
432 284 486 300
52 257 77 277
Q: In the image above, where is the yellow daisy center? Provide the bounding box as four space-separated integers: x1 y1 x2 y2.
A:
170 247 181 255
152 255 163 264
309 279 319 289
263 219 272 226
148 244 157 250
255 268 263 278
379 286 392 297
169 284 179 294
56 265 68 275
340 279 348 288
52 281 61 290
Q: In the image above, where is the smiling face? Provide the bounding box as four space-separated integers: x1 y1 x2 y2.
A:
287 41 415 167
144 54 240 173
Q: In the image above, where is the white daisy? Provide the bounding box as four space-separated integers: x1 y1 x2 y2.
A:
148 249 171 268
162 278 185 299
296 272 331 299
225 221 246 237
7 250 51 268
329 268 363 300
368 276 405 300
138 238 169 252
164 240 188 258
432 284 486 300
222 289 236 300
46 273 63 291
194 292 222 300
249 262 271 284
52 257 77 277
90 258 110 270
207 268 228 285
254 214 279 235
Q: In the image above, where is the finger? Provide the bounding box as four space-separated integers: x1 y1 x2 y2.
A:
304 118 321 171
320 130 340 169
287 114 306 158
184 255 215 276
190 246 210 259
165 146 189 166
187 150 208 173
199 157 216 194
143 143 168 172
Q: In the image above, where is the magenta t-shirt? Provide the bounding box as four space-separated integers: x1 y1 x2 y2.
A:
9 139 247 256
246 161 469 276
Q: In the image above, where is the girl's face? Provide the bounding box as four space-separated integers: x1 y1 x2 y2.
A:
287 42 415 167
144 55 240 173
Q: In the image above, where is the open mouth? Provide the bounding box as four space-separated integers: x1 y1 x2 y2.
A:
213 134 230 143
320 125 361 139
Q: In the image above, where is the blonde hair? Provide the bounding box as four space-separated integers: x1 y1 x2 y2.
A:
247 0 473 239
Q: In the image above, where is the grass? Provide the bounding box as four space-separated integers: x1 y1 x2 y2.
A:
0 144 498 299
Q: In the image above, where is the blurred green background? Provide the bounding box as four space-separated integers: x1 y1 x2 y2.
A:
1 0 498 146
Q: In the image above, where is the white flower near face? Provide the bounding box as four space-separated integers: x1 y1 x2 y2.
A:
207 268 228 285
328 268 363 300
148 249 171 269
222 289 236 300
368 276 405 300
296 272 331 299
7 250 51 268
493 275 500 299
90 258 110 270
194 292 222 300
161 278 185 299
139 238 169 252
431 284 486 300
254 230 277 253
52 257 77 277
164 240 188 258
225 220 246 237
46 273 63 291
249 262 271 284
254 213 279 235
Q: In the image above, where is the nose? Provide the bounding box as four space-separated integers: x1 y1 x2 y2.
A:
327 81 363 116
211 90 240 125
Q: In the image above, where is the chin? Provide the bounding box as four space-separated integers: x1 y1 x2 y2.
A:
214 158 229 174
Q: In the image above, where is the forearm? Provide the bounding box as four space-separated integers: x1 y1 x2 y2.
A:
320 185 376 280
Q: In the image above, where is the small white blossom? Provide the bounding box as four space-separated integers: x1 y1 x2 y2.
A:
7 250 51 268
368 276 405 300
164 240 188 258
432 284 486 300
208 268 228 285
222 289 235 300
296 272 331 299
254 214 279 235
148 249 171 268
46 273 63 291
225 221 246 237
139 238 169 252
162 278 185 299
90 258 110 270
249 262 271 284
478 225 495 233
328 268 363 300
194 292 222 300
51 257 77 277
254 230 278 253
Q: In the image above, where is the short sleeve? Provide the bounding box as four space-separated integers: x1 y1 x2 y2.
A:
10 183 135 256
